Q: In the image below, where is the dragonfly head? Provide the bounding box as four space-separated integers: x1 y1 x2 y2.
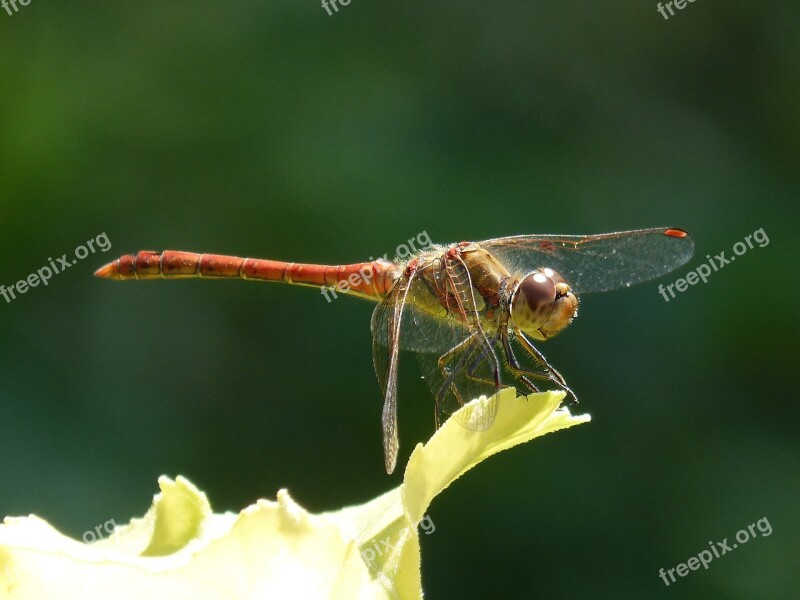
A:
511 268 579 341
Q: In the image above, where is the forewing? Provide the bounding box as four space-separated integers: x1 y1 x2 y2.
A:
480 227 694 294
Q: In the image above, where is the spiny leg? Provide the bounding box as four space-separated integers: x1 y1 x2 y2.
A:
433 331 503 430
441 332 503 396
499 329 542 394
439 329 502 397
435 333 480 427
432 251 503 428
460 331 505 392
434 327 501 424
512 328 579 404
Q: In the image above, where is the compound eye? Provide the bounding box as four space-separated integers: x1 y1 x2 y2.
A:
541 267 566 286
512 271 557 330
518 272 556 310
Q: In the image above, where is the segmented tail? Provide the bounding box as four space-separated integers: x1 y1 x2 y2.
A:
94 250 399 301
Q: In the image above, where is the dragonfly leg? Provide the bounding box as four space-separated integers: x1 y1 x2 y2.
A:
439 333 503 397
431 252 504 428
432 330 504 429
499 329 543 394
512 328 579 404
462 332 503 388
434 334 477 427
430 331 503 430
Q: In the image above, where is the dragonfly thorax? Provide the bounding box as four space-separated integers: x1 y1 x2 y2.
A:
510 268 579 341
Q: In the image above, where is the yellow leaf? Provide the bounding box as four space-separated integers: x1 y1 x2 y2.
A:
0 391 589 599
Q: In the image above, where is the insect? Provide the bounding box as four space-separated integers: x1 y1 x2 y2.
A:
95 227 694 473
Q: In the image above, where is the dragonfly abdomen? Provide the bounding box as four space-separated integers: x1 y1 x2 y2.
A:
95 250 398 300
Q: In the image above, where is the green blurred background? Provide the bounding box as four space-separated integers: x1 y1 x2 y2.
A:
1 1 798 598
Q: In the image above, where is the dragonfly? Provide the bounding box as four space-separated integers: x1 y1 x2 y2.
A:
95 227 694 474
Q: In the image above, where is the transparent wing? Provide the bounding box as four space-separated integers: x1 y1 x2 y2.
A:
407 302 576 430
373 256 502 434
412 320 502 433
479 227 694 294
370 272 416 475
371 272 461 354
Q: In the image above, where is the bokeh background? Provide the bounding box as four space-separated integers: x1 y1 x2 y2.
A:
1 2 798 598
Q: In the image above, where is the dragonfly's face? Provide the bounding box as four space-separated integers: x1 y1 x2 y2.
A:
511 268 579 341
